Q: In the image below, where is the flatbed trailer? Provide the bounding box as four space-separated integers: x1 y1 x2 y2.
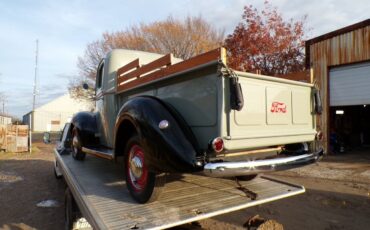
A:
55 146 306 230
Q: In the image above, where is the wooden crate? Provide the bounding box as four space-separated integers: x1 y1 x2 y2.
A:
1 125 29 152
0 124 6 150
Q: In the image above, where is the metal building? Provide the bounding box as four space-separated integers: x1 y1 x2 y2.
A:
0 113 12 125
23 94 93 132
306 19 370 152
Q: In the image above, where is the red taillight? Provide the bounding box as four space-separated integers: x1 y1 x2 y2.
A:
212 137 224 153
316 131 323 141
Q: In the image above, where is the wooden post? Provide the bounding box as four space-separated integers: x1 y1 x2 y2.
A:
310 66 314 84
15 125 18 153
29 113 32 154
5 125 7 152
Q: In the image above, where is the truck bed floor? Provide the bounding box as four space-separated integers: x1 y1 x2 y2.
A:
55 149 305 230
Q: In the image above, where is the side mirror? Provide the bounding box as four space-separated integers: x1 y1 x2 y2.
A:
82 83 89 90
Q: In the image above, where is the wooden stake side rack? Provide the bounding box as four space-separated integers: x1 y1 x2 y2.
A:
116 47 227 94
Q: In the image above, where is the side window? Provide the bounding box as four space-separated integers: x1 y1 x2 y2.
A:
96 60 104 90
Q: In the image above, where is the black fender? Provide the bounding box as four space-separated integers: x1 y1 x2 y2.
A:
115 96 202 173
71 111 98 146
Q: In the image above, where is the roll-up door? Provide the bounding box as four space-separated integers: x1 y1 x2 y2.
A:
330 62 370 106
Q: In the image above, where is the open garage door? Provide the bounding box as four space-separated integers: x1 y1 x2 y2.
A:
330 62 370 106
329 61 370 152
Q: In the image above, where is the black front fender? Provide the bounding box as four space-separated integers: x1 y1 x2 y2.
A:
115 96 201 173
71 111 98 146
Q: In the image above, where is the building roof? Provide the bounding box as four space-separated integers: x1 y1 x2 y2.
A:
305 19 370 68
306 19 370 46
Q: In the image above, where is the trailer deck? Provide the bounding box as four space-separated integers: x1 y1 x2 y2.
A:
55 148 305 230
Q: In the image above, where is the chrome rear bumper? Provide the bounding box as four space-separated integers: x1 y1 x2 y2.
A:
203 148 324 177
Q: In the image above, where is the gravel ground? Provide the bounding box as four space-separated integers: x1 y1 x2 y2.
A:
0 143 369 230
0 144 65 230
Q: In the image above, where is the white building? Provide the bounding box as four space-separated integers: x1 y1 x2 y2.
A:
0 113 12 125
23 94 93 132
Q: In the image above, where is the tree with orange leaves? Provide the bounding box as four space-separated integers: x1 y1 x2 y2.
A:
225 1 307 76
70 16 224 101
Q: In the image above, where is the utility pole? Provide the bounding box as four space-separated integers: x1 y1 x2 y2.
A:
32 39 39 111
30 39 39 153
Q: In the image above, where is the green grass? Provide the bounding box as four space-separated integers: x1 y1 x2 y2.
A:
0 151 15 159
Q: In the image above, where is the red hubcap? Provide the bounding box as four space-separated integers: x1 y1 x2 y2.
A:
127 145 148 192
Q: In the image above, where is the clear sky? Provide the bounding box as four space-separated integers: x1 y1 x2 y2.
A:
0 0 369 118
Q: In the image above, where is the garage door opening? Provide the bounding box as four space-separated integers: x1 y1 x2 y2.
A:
329 105 370 153
329 62 370 153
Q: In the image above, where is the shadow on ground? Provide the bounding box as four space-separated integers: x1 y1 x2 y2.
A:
0 157 65 230
323 147 370 164
208 187 370 230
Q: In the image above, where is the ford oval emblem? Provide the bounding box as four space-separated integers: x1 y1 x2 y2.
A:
158 120 169 129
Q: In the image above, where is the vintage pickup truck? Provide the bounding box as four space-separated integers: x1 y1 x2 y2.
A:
70 47 323 203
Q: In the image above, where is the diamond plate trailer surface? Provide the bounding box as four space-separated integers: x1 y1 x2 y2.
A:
55 149 305 230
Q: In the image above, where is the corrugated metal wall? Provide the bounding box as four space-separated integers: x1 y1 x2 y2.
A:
0 115 12 125
23 94 94 132
309 25 370 151
33 110 74 132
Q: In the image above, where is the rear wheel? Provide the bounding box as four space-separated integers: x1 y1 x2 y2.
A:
124 135 165 203
71 128 86 161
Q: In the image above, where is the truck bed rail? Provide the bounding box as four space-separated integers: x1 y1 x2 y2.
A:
116 47 225 94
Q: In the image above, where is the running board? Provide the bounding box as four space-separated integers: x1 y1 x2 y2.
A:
82 147 114 160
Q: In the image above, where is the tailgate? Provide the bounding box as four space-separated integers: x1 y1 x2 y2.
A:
225 71 316 151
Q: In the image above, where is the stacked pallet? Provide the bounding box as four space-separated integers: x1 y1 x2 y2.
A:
0 125 29 152
0 125 6 151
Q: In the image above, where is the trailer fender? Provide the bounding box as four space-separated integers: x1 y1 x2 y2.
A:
71 112 98 146
115 96 201 173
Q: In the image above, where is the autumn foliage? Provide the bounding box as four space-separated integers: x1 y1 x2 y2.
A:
70 16 223 100
225 1 307 76
72 3 308 101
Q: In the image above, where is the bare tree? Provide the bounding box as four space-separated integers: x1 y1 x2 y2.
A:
70 16 224 100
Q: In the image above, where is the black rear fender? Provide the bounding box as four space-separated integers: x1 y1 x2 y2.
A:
115 96 201 173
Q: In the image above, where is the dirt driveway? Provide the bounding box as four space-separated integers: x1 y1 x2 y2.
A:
0 143 65 230
0 143 369 230
203 148 370 230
